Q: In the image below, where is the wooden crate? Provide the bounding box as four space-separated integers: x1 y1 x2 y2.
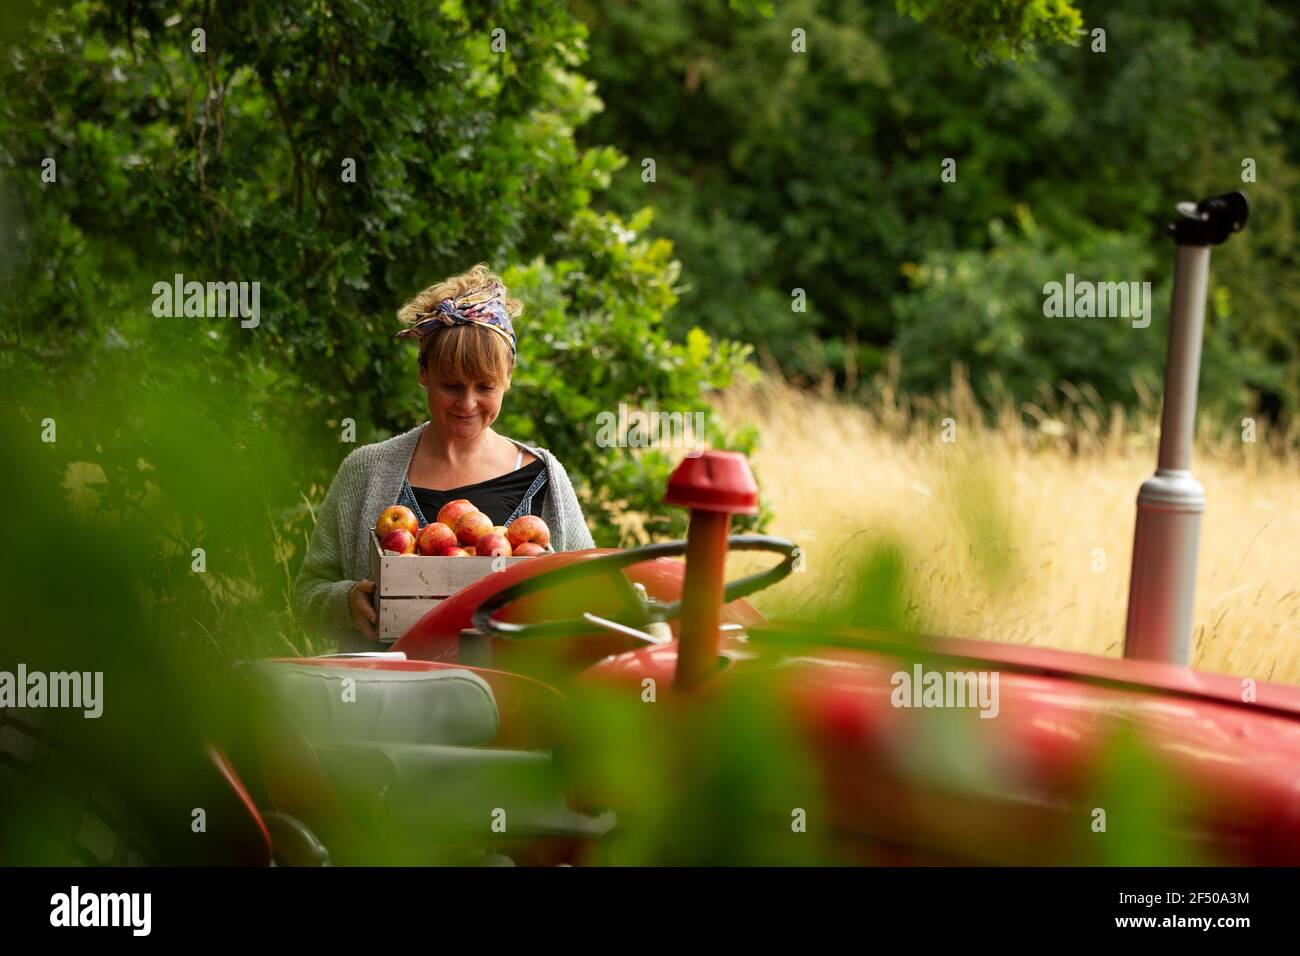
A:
368 531 532 642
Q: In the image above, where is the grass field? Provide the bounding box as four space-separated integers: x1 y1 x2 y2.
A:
709 369 1300 686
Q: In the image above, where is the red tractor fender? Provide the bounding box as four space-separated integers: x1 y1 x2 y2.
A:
778 641 1300 864
576 626 1300 864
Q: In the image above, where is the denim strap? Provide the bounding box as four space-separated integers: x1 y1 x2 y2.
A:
504 468 549 525
395 478 431 528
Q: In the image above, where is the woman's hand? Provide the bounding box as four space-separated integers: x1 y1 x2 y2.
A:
348 579 379 642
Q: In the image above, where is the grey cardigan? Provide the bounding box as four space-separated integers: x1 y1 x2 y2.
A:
292 422 596 649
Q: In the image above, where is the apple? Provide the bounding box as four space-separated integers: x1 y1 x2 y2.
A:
379 528 416 555
477 532 512 558
376 505 418 539
437 498 477 529
455 510 494 547
506 515 551 551
491 526 508 536
436 546 470 557
464 546 477 556
513 542 546 557
416 522 457 556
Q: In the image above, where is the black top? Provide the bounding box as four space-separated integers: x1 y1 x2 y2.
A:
412 459 546 528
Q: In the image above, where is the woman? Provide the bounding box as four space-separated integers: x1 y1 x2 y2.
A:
293 264 595 652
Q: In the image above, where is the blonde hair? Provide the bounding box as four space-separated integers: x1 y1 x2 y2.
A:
396 263 524 386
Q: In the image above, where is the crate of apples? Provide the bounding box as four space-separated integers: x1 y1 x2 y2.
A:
374 500 552 558
368 503 553 642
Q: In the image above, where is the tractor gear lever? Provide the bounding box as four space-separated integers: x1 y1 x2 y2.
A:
581 613 673 646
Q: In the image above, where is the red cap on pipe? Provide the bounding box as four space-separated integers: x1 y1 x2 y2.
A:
663 450 759 515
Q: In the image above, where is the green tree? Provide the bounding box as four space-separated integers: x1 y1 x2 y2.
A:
573 0 1299 419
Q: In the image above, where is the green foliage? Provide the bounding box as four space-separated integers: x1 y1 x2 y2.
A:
563 672 831 865
896 0 1083 63
1075 723 1212 866
576 0 1300 420
897 218 1149 403
0 345 313 864
893 214 1276 419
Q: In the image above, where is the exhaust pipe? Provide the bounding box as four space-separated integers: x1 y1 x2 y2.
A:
1123 192 1249 665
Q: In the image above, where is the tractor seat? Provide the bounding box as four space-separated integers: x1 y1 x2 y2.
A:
253 662 499 747
251 662 617 849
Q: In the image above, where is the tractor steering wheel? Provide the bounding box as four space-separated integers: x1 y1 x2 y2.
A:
470 535 800 641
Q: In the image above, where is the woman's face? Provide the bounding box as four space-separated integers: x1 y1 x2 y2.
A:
419 365 509 442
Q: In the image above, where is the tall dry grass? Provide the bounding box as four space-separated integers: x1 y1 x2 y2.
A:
707 365 1300 686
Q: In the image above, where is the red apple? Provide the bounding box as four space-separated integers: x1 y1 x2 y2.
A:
477 532 512 558
379 528 416 555
436 546 470 557
376 505 418 539
416 522 457 556
437 498 477 529
506 515 551 551
455 510 493 547
513 542 546 557
491 525 508 536
464 546 477 556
